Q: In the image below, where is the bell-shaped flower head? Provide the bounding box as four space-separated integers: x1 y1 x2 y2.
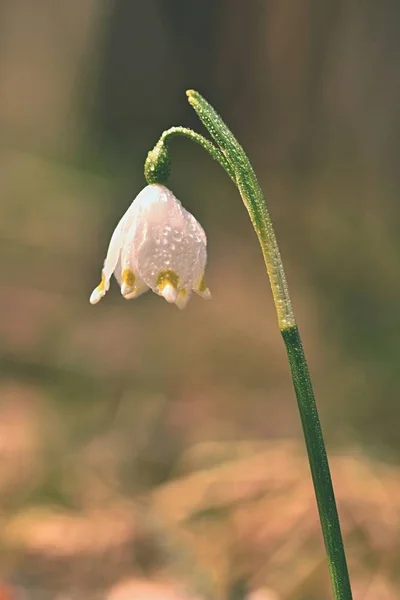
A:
90 184 211 309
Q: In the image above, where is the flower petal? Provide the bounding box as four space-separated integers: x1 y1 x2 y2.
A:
89 193 143 303
160 283 178 303
194 272 212 299
114 255 149 300
175 288 191 310
89 273 108 305
131 186 208 294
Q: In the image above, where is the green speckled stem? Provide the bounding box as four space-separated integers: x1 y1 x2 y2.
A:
161 126 236 182
144 90 353 600
145 126 236 184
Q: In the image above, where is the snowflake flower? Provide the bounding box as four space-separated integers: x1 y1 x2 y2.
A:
90 184 211 309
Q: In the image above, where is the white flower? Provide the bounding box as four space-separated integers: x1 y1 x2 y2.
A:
90 184 211 309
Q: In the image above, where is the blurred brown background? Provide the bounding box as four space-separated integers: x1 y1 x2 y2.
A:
1 1 400 599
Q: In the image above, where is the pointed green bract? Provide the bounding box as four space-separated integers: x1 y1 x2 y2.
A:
187 89 294 329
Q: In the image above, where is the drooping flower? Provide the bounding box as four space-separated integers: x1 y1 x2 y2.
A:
90 184 211 309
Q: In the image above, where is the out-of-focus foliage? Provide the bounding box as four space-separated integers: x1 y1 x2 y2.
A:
0 1 399 598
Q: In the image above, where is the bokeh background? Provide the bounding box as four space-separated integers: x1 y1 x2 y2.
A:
1 1 400 599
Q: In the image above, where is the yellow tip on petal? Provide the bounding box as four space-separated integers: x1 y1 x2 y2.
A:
122 290 138 300
198 274 207 292
175 288 190 310
90 287 104 305
89 274 107 305
122 269 136 287
201 288 212 300
156 269 179 290
195 274 212 299
122 283 149 300
156 269 180 303
161 283 178 303
121 269 136 296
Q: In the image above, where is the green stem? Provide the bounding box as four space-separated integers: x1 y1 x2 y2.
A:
160 127 237 182
187 91 353 600
282 326 352 600
145 90 353 600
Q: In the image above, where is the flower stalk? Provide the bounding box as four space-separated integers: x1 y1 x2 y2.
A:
145 90 353 600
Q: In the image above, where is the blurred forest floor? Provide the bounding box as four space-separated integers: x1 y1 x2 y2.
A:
1 152 400 600
1 420 400 599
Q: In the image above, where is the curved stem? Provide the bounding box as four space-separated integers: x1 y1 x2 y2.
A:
186 90 294 329
159 126 237 183
185 91 353 600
